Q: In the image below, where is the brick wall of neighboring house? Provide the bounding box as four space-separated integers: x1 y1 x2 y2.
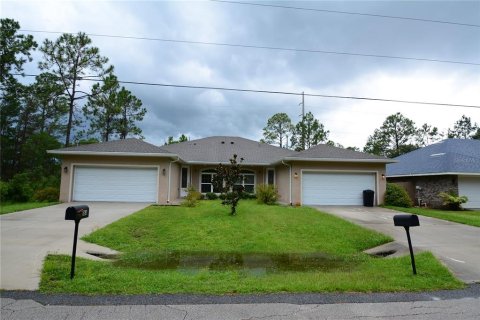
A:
388 175 458 208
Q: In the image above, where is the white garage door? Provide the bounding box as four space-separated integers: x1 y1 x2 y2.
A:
458 176 480 209
73 166 158 202
302 172 376 205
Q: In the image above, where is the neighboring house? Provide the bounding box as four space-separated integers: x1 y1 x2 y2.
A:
48 136 393 206
386 139 480 209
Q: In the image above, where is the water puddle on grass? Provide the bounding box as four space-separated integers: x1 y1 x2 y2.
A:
114 251 354 274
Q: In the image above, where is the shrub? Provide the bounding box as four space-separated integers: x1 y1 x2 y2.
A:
256 184 279 205
241 192 256 200
0 180 9 202
385 183 413 208
6 173 34 202
33 187 59 202
181 186 202 207
205 192 218 200
438 191 468 211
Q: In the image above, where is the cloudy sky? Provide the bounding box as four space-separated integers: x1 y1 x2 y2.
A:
3 0 480 148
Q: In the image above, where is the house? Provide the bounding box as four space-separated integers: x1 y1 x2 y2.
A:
48 136 394 206
386 139 480 209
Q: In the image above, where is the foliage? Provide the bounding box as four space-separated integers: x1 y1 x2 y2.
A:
447 115 479 139
205 192 218 200
181 186 202 207
262 113 293 148
115 87 146 139
1 201 59 215
291 111 329 151
438 191 468 211
6 173 34 202
212 154 244 215
256 184 279 205
416 123 442 147
0 180 9 202
165 134 188 145
384 183 413 208
33 187 59 202
0 18 37 83
39 31 113 146
364 112 417 158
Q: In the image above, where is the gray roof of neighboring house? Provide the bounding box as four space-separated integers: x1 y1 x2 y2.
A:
386 139 480 177
284 143 393 162
160 136 295 165
48 138 172 155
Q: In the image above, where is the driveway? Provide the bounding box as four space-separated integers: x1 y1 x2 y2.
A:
314 206 480 283
0 202 149 290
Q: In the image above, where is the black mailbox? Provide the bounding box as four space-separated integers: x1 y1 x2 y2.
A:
393 214 420 275
393 214 419 227
65 205 89 279
65 205 89 221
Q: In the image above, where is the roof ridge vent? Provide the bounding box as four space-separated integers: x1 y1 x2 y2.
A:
430 152 446 157
221 141 225 144
230 141 234 144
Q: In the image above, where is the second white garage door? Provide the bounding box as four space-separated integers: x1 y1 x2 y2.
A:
458 176 480 209
73 166 158 202
302 172 376 205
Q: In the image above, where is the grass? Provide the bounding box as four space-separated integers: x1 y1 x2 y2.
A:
40 201 463 294
0 201 59 215
385 206 480 227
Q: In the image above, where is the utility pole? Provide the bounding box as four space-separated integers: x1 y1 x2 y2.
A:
299 92 305 150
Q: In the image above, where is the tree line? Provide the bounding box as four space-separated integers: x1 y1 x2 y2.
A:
1 18 146 200
262 111 479 156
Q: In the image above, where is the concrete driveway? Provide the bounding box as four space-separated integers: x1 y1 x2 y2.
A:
0 202 149 290
314 206 480 283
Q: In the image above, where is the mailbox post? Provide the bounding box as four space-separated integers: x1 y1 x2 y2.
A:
65 205 89 279
393 214 420 275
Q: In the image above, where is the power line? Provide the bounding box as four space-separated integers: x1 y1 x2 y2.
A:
211 0 480 28
17 73 480 109
19 29 480 66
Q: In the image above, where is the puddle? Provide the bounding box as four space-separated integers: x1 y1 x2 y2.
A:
369 250 396 258
114 251 354 274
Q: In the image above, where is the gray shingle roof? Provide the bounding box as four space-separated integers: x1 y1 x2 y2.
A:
49 138 171 154
285 143 392 162
386 139 480 176
160 136 295 165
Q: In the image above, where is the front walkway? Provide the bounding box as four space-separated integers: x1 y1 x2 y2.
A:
314 206 480 283
0 202 150 290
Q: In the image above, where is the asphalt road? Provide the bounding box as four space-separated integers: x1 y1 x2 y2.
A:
315 206 480 283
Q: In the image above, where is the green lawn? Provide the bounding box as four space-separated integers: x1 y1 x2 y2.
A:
40 201 463 294
386 206 480 227
0 201 59 215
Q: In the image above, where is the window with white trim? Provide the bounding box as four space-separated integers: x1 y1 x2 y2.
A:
200 169 220 193
235 170 255 193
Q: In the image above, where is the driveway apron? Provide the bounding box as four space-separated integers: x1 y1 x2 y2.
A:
1 202 149 290
314 206 480 283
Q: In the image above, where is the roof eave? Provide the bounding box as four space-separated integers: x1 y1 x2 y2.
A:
47 150 177 158
282 157 397 163
387 172 480 178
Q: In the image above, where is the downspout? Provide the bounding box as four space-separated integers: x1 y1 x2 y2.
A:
167 157 180 204
282 161 292 205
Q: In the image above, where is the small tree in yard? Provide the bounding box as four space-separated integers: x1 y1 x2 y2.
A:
212 154 243 215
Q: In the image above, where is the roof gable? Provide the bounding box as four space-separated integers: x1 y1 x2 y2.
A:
387 139 480 176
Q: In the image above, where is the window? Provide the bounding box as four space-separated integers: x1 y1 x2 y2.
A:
235 171 255 193
267 169 275 185
181 167 188 188
200 169 220 193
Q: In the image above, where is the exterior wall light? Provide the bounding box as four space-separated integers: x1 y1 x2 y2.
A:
64 166 68 173
381 174 385 180
294 172 299 179
162 168 166 176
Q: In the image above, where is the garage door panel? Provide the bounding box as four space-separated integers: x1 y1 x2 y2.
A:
73 167 157 202
458 176 480 209
302 172 376 205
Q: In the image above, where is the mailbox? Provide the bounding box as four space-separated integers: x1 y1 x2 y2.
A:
65 205 89 279
65 205 89 221
393 214 420 275
393 214 419 227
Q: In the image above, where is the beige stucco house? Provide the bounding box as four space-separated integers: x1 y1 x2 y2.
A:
49 136 394 206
